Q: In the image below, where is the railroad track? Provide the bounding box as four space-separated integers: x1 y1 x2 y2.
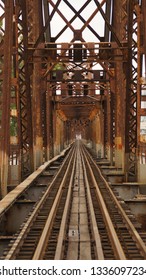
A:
1 140 146 260
80 144 146 259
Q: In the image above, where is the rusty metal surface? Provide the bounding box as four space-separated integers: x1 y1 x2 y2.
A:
125 2 141 181
0 0 145 196
111 0 127 170
0 1 13 197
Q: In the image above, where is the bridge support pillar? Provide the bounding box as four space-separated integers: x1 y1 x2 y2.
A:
0 1 13 197
31 2 44 169
112 0 127 171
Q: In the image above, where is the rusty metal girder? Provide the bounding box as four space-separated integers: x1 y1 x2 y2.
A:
106 0 127 170
29 42 122 78
104 0 112 41
103 88 114 162
94 0 122 47
17 0 34 179
33 0 117 74
0 0 13 197
61 0 101 41
125 1 142 180
30 1 46 169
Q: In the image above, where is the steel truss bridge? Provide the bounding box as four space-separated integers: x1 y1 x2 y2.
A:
0 0 146 199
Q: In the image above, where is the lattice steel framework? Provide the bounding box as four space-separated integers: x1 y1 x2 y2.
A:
125 1 141 180
16 1 33 179
0 1 15 197
0 0 144 196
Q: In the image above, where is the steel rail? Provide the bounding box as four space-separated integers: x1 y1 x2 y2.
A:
83 143 146 259
81 144 126 260
80 148 104 260
4 145 75 260
54 150 77 259
97 163 146 258
0 145 72 217
32 147 77 260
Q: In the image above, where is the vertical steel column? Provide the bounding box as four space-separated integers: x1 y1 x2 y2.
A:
125 0 141 181
63 121 68 148
31 0 44 169
114 60 126 169
104 86 113 162
43 0 51 42
137 0 146 181
104 0 112 41
103 98 108 158
112 0 127 169
136 3 142 147
53 104 57 156
42 0 54 160
8 3 21 186
0 0 13 197
18 0 34 179
46 85 54 160
42 87 47 163
66 121 70 145
142 0 146 56
103 0 113 162
110 81 116 165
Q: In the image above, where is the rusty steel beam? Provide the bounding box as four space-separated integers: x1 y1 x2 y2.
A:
8 3 22 186
139 0 146 154
104 0 112 42
46 0 106 43
103 97 108 159
103 86 114 163
30 1 45 169
15 0 48 176
49 0 75 35
34 0 62 48
136 4 142 147
79 0 107 37
93 0 122 47
142 0 146 56
43 0 51 42
61 0 101 41
18 0 34 179
46 87 54 159
0 0 13 197
0 1 5 151
108 0 127 170
125 1 141 181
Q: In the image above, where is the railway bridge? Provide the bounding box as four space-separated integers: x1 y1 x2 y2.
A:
0 0 146 260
